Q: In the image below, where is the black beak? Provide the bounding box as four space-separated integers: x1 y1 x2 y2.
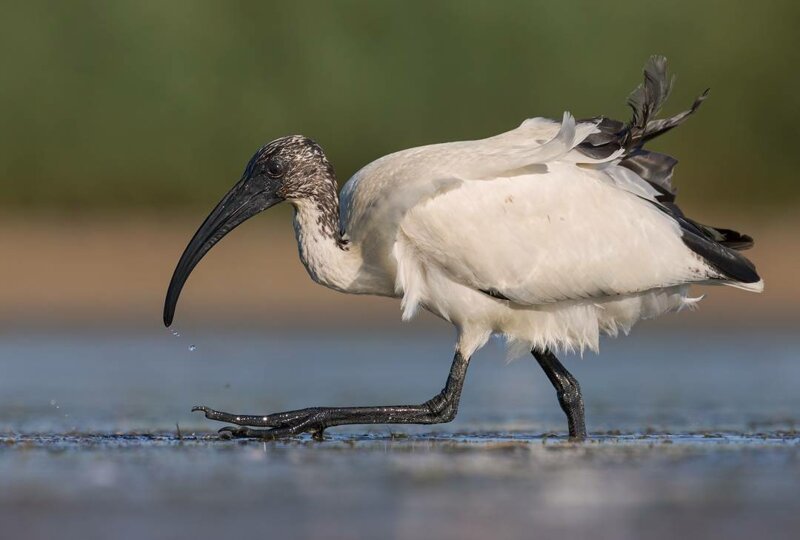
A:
163 174 282 327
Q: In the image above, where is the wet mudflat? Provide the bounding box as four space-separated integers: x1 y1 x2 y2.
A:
1 326 799 539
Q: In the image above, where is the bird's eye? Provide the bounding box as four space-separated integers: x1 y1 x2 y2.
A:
266 157 285 178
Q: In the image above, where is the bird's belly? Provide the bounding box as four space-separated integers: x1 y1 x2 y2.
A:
417 271 695 357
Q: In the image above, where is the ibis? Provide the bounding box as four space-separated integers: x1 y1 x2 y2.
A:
164 56 762 440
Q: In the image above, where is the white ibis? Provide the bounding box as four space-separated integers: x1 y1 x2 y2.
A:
164 56 762 440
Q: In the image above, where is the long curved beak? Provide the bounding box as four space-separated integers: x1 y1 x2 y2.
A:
163 177 281 327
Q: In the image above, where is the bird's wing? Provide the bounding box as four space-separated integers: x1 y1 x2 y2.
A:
396 164 716 316
342 111 653 249
340 113 610 268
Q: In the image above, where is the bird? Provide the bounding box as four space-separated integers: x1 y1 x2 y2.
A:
164 56 762 441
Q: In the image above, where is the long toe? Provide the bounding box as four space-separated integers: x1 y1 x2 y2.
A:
194 405 257 425
192 404 327 428
218 425 306 440
193 405 233 422
217 426 248 439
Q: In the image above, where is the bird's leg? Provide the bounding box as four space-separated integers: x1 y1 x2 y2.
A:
532 348 587 440
194 351 471 439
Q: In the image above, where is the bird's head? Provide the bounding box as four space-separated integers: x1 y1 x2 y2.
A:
163 135 335 327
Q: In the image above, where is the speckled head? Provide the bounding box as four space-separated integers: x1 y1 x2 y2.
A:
246 135 337 202
163 134 338 327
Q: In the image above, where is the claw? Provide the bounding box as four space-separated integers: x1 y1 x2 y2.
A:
192 405 209 413
217 425 287 440
218 426 245 439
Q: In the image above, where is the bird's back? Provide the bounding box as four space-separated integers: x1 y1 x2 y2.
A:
339 116 596 280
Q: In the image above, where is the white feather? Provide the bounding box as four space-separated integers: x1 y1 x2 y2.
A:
292 115 761 357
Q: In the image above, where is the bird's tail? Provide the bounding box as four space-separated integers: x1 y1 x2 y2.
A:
578 55 761 285
625 57 755 254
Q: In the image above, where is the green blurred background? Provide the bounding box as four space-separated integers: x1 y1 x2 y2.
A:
0 0 796 327
1 0 797 213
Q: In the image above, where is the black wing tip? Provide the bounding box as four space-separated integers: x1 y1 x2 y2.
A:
690 222 756 251
729 265 762 285
681 230 761 284
650 204 760 282
718 230 755 251
734 234 755 251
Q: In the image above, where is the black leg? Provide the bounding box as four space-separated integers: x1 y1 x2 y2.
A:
532 348 587 440
195 351 471 439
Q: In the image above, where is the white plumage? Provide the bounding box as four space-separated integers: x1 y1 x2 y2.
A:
289 113 761 358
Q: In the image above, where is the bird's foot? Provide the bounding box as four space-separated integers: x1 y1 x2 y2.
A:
567 414 588 442
193 405 326 440
217 425 324 440
567 432 588 443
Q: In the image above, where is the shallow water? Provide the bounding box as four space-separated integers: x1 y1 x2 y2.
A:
1 327 799 539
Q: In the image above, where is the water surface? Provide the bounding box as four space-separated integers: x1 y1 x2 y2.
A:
1 327 798 539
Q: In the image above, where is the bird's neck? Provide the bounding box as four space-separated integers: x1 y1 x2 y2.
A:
291 194 361 292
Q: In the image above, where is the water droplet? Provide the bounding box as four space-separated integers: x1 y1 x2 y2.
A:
171 329 181 337
188 344 196 352
49 399 57 406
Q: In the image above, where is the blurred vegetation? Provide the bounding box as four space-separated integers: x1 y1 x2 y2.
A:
0 0 797 214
